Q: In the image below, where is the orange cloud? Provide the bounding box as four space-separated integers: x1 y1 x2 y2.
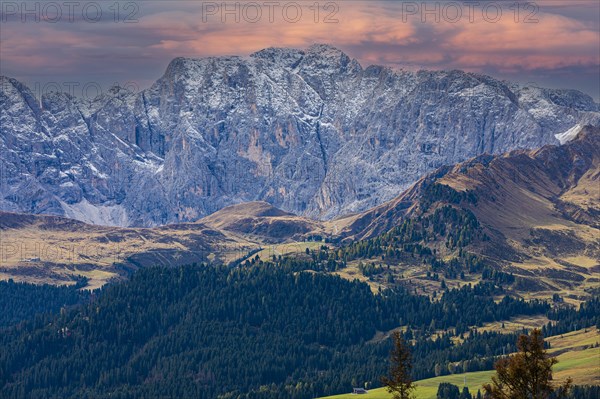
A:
1 1 598 98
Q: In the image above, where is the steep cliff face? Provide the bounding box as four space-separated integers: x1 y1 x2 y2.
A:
1 44 599 227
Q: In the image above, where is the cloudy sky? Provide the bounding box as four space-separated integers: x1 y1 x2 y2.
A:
1 0 599 100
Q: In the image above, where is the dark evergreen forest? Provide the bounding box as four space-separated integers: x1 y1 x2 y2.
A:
1 261 596 399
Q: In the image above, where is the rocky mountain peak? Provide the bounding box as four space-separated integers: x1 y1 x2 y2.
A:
1 45 599 227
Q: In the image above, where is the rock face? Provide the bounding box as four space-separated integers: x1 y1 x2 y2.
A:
1 44 599 227
343 125 600 240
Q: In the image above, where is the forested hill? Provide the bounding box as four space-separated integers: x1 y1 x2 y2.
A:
0 279 90 328
0 261 577 399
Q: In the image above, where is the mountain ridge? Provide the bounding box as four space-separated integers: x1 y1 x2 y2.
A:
342 125 600 240
335 125 599 298
1 44 599 227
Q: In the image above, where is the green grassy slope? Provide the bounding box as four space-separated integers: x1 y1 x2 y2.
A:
319 371 494 399
319 328 599 399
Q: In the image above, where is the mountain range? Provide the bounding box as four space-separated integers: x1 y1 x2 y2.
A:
1 125 598 299
2 44 599 227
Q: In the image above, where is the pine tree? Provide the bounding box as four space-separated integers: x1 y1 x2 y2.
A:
483 329 571 399
381 331 416 399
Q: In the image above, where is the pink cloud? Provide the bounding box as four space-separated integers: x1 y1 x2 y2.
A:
1 1 597 99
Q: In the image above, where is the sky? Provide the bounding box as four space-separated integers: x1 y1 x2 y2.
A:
1 0 599 100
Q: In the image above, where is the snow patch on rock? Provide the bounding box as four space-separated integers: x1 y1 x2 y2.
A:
555 124 582 145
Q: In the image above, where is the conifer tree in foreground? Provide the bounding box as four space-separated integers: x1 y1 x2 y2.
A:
483 329 571 399
381 331 415 399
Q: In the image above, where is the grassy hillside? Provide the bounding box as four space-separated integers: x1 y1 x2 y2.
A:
0 202 326 289
198 201 324 242
0 211 260 288
319 371 494 399
319 328 599 399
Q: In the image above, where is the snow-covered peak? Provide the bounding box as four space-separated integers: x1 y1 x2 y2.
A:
305 43 346 57
301 43 359 72
250 47 305 66
2 45 599 227
0 75 42 114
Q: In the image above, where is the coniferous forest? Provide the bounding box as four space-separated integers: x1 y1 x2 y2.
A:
0 261 597 399
0 278 90 328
